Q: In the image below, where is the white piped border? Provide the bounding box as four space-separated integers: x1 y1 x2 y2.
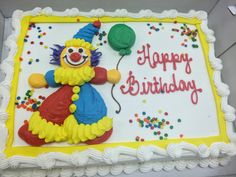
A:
0 7 236 177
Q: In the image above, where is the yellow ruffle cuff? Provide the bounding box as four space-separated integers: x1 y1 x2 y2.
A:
28 111 113 144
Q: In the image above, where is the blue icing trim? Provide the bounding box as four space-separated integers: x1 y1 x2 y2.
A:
45 70 60 87
73 23 99 43
74 83 107 124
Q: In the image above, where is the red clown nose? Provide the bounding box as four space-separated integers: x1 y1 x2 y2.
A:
70 52 81 62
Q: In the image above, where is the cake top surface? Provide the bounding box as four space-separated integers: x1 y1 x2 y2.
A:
0 8 235 169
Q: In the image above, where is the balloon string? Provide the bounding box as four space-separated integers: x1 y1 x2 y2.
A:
111 55 124 114
116 55 124 70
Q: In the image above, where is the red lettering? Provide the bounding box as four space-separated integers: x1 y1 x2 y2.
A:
136 44 193 74
120 72 202 105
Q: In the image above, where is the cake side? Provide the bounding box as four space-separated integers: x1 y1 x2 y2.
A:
0 7 236 174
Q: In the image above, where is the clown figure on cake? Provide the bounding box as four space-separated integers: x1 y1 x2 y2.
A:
18 21 121 146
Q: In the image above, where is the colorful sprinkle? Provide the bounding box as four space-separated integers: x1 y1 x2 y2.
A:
132 110 181 141
96 31 107 46
192 44 199 48
15 90 46 112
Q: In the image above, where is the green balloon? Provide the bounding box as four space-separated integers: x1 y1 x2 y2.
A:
108 24 136 56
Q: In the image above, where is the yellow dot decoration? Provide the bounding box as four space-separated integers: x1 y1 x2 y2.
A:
72 86 80 94
69 104 77 113
71 94 79 101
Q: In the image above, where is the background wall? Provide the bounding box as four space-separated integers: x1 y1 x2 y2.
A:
0 10 4 57
208 0 236 110
0 0 218 17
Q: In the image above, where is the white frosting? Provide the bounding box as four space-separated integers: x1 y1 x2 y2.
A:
0 7 236 176
0 157 232 177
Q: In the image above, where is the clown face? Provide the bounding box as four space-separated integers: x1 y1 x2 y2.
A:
60 46 91 68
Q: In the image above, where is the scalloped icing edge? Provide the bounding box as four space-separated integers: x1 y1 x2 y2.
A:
0 7 236 176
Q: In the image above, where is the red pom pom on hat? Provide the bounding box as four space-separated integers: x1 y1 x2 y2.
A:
93 20 101 29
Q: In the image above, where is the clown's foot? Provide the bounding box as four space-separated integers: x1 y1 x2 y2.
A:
85 128 113 145
18 121 47 146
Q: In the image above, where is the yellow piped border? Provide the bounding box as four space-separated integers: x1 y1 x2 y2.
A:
4 15 229 157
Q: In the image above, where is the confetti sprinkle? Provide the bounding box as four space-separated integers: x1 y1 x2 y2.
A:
96 31 107 46
192 44 199 48
15 90 46 112
130 110 181 141
171 23 198 48
146 23 163 35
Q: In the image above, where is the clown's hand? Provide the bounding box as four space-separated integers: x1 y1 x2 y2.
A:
107 69 121 84
28 73 47 88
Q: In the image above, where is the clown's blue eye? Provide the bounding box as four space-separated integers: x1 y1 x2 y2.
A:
68 48 73 53
78 48 83 53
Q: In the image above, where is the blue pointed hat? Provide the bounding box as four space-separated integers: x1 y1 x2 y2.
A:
73 21 101 43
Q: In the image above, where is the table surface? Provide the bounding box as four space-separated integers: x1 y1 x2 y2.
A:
1 18 236 177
